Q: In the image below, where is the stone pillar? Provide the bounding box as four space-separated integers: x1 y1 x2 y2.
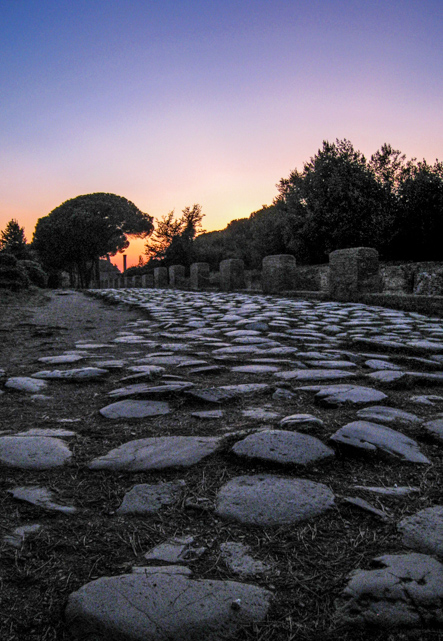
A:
154 266 168 288
262 255 297 294
220 259 245 291
134 275 141 288
169 264 186 288
190 262 210 290
142 273 154 288
329 247 381 299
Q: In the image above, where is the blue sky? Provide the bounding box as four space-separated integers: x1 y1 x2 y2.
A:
1 0 442 266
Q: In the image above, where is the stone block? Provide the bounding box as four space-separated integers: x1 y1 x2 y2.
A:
141 273 154 288
190 262 210 290
220 259 245 291
154 267 168 288
133 275 142 288
169 265 186 288
329 247 381 299
262 255 297 294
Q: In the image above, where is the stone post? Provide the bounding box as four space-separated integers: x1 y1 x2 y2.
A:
220 259 245 291
169 264 186 289
329 247 382 299
154 266 168 288
262 255 297 294
190 262 210 290
134 275 142 288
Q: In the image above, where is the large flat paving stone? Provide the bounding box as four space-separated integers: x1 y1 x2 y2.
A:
9 486 77 514
274 369 355 382
32 367 108 381
215 475 334 526
398 506 443 559
232 430 334 466
117 481 185 514
99 400 171 419
356 406 421 427
0 436 72 469
65 571 271 641
5 377 48 393
298 384 388 407
330 421 429 463
89 436 221 471
336 553 443 628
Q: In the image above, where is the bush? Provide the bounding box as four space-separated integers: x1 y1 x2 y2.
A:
18 260 48 288
0 252 18 267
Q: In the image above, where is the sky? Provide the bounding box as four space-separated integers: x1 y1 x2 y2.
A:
1 0 442 269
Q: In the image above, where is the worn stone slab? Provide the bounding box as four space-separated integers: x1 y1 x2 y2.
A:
330 421 429 463
356 406 421 427
3 523 43 548
298 384 388 407
232 365 280 374
38 354 84 364
422 418 443 440
5 377 48 393
398 506 443 559
0 436 72 469
216 475 334 526
9 486 77 514
232 430 334 466
89 436 221 471
280 414 324 428
336 553 443 628
108 382 193 399
241 408 280 421
99 400 171 419
275 369 355 382
367 370 407 385
343 496 391 521
144 535 206 563
191 410 224 419
32 367 108 381
116 481 185 514
353 485 419 496
65 572 272 641
186 384 269 404
220 542 271 578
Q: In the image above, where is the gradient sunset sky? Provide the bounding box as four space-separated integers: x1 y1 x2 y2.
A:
1 0 442 268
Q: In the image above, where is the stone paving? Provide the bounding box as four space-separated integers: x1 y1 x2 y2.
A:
2 288 443 640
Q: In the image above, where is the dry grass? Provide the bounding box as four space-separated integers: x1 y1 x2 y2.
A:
0 289 442 640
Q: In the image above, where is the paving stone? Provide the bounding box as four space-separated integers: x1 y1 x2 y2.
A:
216 475 335 526
279 414 325 429
342 496 391 521
116 481 185 514
422 418 443 440
186 384 269 404
108 382 193 399
364 359 402 370
38 354 84 364
3 523 43 548
89 436 221 471
65 572 271 641
5 377 48 393
99 400 171 419
367 370 407 385
32 367 108 381
298 384 388 406
275 369 356 382
232 364 280 374
131 566 192 576
14 428 76 438
144 535 206 563
410 394 443 405
272 388 296 400
353 485 420 496
336 553 443 628
241 408 280 421
232 430 334 466
220 542 271 578
0 436 72 469
330 421 430 463
356 406 421 427
191 409 224 419
9 486 77 514
398 506 443 559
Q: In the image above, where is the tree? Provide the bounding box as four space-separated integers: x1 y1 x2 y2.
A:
274 139 391 263
145 204 204 268
32 193 153 288
0 219 28 259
